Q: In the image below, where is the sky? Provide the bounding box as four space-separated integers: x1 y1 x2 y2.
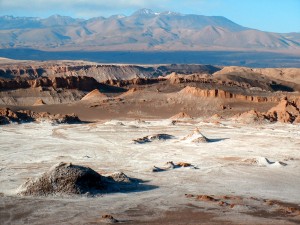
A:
0 0 299 33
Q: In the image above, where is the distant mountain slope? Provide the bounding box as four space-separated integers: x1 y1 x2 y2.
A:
0 9 299 52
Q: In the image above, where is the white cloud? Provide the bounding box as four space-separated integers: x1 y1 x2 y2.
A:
0 0 214 18
0 0 177 17
0 0 169 10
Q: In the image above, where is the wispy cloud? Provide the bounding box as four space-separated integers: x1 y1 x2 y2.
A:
0 0 172 16
0 0 216 18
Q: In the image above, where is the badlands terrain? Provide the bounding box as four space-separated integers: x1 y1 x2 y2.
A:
0 58 300 224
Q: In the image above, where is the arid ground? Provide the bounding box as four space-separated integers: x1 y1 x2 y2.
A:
0 59 300 224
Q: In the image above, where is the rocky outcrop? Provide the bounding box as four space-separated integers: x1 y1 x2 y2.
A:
234 98 300 124
0 78 31 90
33 99 46 106
233 110 267 124
51 76 99 91
265 98 300 123
133 134 174 144
0 107 81 125
214 66 300 85
169 112 192 120
103 77 162 87
18 162 139 196
167 72 253 89
179 86 280 103
213 66 300 92
181 128 210 143
0 108 20 124
0 64 220 82
19 162 105 196
0 76 99 91
119 88 137 97
81 89 107 101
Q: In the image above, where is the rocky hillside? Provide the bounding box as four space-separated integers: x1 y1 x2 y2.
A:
0 76 99 91
0 9 300 51
179 86 281 103
0 61 220 81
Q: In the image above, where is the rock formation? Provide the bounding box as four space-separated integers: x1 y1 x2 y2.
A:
0 107 81 125
133 134 174 144
169 112 192 120
0 63 219 82
266 98 300 123
19 162 105 196
179 86 280 103
181 128 209 143
118 88 138 97
234 110 267 124
18 162 139 196
234 98 300 124
152 161 197 172
33 98 46 106
81 89 107 101
0 108 20 124
100 215 119 224
0 76 99 91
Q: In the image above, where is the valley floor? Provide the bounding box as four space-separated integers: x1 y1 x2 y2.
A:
0 119 300 224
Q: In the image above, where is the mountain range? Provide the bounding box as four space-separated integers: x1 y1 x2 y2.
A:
0 9 300 52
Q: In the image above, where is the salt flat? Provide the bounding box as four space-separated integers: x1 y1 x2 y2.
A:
0 119 300 224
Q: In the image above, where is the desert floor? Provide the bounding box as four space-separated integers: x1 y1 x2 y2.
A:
0 119 300 224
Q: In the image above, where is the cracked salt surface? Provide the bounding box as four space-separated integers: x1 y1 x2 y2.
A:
0 119 299 223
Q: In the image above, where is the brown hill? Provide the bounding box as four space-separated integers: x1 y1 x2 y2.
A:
118 88 138 98
81 89 107 101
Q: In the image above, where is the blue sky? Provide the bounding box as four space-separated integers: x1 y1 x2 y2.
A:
0 0 299 33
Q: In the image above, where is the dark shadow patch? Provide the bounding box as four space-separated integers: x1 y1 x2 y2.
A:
133 134 175 144
270 83 294 92
207 138 229 143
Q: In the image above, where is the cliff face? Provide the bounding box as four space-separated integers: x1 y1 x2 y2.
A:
0 76 99 91
179 86 280 103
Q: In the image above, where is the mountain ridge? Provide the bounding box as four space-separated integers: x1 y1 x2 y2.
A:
0 9 299 52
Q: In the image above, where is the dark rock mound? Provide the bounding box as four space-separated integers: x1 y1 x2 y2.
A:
52 113 81 124
0 108 21 124
133 134 174 144
19 162 105 196
19 163 139 196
